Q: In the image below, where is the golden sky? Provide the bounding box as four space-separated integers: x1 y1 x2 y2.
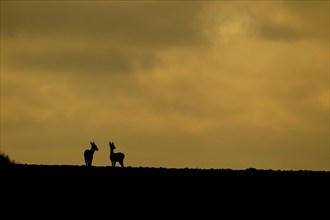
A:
1 1 329 170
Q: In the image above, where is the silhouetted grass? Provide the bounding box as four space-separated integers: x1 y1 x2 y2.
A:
2 163 328 190
0 151 15 165
1 163 328 218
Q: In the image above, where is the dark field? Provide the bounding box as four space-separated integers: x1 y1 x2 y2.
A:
1 164 329 218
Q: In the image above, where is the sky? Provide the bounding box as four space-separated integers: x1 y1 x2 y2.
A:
1 0 329 171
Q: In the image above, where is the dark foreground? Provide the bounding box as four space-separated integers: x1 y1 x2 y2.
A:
1 164 329 217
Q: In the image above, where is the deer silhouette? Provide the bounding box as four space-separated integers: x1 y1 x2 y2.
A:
84 142 99 167
109 141 125 167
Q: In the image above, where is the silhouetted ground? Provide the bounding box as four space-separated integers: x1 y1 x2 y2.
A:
1 164 329 218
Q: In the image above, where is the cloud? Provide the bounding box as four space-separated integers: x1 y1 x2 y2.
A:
249 1 329 41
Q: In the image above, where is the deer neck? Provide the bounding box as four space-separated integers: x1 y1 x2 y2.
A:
110 149 116 159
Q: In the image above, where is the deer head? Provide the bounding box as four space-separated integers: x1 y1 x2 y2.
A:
90 142 99 151
109 141 116 150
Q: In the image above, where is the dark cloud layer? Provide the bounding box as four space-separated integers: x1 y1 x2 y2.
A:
2 1 206 74
2 1 205 46
9 46 137 73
